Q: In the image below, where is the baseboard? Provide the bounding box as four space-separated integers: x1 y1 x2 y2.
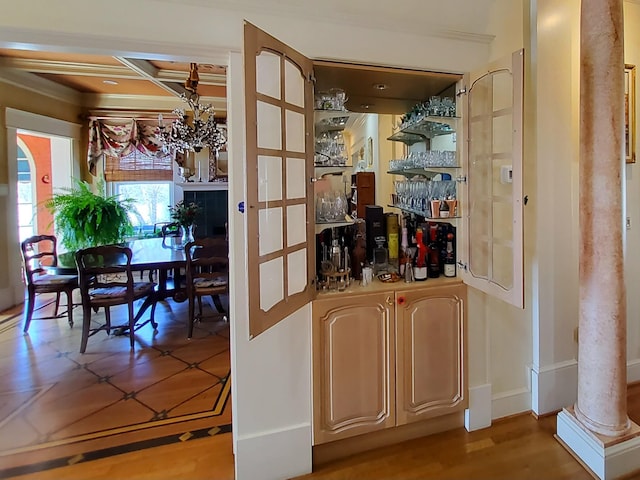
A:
0 288 17 313
557 408 640 480
235 423 311 480
491 386 531 420
465 383 492 431
531 360 578 416
627 360 640 384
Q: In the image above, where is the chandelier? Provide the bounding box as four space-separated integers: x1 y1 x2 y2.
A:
157 63 226 154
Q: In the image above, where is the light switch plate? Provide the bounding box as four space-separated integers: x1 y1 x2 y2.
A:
500 166 513 184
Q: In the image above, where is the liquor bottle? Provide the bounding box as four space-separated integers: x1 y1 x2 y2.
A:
331 230 341 272
350 220 367 280
413 227 428 281
444 232 456 277
386 213 399 268
427 224 441 278
399 227 409 276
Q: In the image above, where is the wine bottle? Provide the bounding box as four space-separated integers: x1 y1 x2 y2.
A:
413 227 428 281
427 224 441 278
350 220 367 280
444 232 456 277
439 198 450 218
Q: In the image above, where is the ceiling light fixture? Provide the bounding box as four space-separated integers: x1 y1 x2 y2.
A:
156 63 226 154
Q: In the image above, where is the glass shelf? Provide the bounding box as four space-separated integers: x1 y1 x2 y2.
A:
314 164 351 177
314 110 350 133
387 204 459 222
387 116 458 144
315 220 355 234
387 166 460 178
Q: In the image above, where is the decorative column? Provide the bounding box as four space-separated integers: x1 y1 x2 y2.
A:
575 0 628 437
557 0 640 478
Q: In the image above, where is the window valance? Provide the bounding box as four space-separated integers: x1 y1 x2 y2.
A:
87 118 167 176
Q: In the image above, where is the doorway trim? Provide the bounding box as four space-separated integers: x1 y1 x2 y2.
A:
4 108 82 310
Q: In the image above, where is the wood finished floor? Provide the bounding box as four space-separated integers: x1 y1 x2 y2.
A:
5 295 640 479
0 292 231 478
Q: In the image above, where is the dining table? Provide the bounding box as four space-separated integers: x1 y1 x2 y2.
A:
56 237 188 302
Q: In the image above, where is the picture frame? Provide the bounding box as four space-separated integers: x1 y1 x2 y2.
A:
366 136 374 167
625 64 636 164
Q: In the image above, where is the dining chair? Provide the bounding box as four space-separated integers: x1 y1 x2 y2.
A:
161 222 181 242
20 235 78 333
137 222 174 282
184 237 229 339
75 244 157 353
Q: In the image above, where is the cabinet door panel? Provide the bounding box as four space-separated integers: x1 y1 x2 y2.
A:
396 285 466 425
313 293 395 444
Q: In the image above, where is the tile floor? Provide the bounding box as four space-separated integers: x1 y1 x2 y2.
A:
0 292 231 475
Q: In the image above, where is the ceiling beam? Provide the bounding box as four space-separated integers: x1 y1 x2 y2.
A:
114 57 187 98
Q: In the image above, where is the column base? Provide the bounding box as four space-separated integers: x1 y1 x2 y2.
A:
557 407 640 479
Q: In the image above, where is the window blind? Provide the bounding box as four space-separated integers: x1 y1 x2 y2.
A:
104 150 173 181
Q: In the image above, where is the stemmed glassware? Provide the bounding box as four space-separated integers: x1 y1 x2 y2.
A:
391 179 457 218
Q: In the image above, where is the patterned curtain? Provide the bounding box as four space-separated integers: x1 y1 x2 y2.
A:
87 119 167 175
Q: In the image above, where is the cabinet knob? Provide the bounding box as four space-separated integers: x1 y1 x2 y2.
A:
386 296 394 306
397 295 406 306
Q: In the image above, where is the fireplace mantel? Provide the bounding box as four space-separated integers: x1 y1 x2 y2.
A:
176 182 228 191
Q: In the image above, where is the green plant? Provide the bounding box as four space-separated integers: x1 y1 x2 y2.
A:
169 200 202 227
44 179 136 251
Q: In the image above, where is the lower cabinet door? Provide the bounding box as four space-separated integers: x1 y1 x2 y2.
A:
395 284 467 425
312 292 395 444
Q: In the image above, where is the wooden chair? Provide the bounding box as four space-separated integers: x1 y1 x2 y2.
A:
184 237 229 338
161 222 181 243
20 235 78 333
75 245 157 353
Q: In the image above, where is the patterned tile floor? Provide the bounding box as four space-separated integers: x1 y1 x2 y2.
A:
0 293 231 474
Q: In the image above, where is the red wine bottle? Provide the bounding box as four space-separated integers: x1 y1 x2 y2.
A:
414 228 428 281
427 224 441 278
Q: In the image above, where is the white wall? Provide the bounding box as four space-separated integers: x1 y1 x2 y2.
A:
0 0 493 74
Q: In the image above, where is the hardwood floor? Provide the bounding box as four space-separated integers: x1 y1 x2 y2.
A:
5 295 640 479
0 293 232 479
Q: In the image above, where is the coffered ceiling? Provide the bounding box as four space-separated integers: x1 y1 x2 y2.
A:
0 48 228 116
0 47 462 118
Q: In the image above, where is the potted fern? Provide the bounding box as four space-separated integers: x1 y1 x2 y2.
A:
45 179 136 252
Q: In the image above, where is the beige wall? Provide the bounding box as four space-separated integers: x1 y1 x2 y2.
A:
0 82 83 181
0 82 84 301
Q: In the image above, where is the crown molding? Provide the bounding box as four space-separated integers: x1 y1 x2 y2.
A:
0 68 81 105
0 27 235 65
153 0 495 45
84 93 227 113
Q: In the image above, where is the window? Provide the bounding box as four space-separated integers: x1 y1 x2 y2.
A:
112 182 173 236
17 146 34 241
104 146 175 236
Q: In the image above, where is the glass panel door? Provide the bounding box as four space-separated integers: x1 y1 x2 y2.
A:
244 23 315 338
463 50 524 308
